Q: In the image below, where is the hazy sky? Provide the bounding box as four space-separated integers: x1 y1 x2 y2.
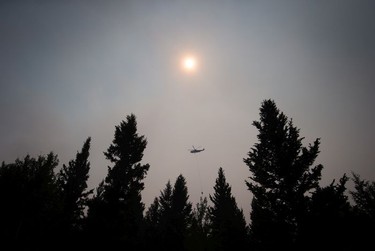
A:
1 0 374 222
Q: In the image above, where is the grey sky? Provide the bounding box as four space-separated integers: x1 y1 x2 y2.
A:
1 0 375 222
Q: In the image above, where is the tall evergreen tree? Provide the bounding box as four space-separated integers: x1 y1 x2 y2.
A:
152 175 192 251
159 180 173 222
157 180 174 250
86 114 150 248
209 167 248 251
244 99 323 250
57 137 93 238
171 175 193 250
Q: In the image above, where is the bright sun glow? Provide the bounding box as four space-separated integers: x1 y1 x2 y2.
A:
181 56 197 73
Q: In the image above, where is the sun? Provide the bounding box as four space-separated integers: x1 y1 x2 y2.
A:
181 56 197 73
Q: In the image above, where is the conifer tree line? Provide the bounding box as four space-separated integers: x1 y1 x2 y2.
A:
0 100 374 250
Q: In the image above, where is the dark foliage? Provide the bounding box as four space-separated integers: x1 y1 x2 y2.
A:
145 175 192 251
144 197 161 249
297 175 352 250
152 180 173 250
186 196 213 251
349 173 375 249
209 167 248 251
86 114 149 249
170 175 193 250
351 172 375 219
57 137 93 240
244 99 323 250
0 153 61 249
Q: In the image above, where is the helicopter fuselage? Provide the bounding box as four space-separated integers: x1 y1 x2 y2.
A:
190 148 205 153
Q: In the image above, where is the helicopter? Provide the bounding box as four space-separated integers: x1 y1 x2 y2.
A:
189 146 205 153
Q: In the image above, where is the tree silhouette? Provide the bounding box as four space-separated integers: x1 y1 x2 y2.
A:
57 137 93 240
157 180 174 250
0 153 61 249
351 172 375 219
297 175 352 250
171 175 193 250
144 182 173 250
3 108 375 249
145 197 160 226
146 175 192 251
144 197 161 250
86 114 149 249
349 173 375 249
209 167 248 251
186 196 212 251
244 99 323 250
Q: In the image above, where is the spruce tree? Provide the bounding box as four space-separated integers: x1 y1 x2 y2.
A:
244 99 323 250
57 137 93 238
209 167 248 251
159 180 173 222
156 176 192 251
86 114 149 248
147 180 170 250
171 175 193 250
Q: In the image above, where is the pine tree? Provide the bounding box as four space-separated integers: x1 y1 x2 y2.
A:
171 175 193 250
159 180 173 223
244 99 323 250
156 176 192 251
209 167 248 251
148 180 173 250
86 114 150 248
57 137 93 238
